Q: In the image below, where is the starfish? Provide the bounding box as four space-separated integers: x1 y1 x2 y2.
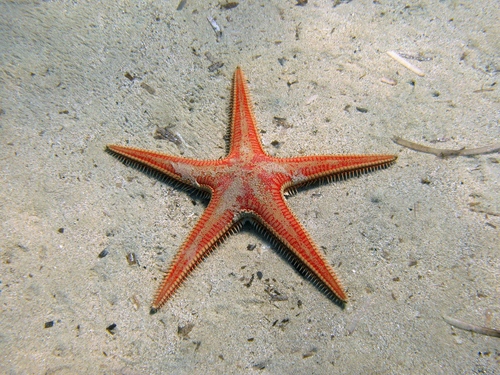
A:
107 67 396 313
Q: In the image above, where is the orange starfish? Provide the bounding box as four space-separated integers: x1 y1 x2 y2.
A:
107 67 396 313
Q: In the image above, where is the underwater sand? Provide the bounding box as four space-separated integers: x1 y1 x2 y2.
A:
1 1 499 374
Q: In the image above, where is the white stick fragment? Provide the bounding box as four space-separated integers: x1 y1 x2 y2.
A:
207 16 222 41
380 77 397 86
387 50 425 77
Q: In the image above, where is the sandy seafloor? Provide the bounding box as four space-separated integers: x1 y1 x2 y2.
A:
0 1 499 374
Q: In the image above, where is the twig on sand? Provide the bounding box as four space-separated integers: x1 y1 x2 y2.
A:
443 315 500 338
392 136 500 157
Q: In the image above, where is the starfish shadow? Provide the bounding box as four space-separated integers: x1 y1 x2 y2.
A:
239 221 346 309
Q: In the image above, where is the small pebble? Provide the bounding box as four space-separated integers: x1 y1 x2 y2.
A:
126 253 138 266
106 323 117 334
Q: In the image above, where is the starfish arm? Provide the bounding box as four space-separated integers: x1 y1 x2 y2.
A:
276 154 397 188
227 67 266 159
252 189 347 302
107 144 224 189
152 193 239 310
